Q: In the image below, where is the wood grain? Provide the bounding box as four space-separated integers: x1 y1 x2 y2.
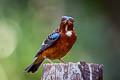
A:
41 62 103 80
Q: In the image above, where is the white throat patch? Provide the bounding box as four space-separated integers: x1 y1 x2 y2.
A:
65 25 68 31
66 31 72 37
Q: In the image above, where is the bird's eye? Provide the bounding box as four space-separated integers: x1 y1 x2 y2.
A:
61 18 66 21
61 18 67 23
68 19 74 24
70 19 74 22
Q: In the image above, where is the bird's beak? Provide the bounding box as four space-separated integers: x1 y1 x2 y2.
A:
63 20 68 24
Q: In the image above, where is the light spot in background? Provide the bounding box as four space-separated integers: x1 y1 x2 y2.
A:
0 21 18 59
0 64 8 80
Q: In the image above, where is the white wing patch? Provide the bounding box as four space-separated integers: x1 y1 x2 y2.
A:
66 31 72 37
42 41 45 45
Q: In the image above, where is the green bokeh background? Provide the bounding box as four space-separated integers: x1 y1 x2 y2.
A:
0 0 120 80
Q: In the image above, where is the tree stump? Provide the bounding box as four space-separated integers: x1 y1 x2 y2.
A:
41 62 103 80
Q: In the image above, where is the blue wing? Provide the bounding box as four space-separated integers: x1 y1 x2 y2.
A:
34 30 60 57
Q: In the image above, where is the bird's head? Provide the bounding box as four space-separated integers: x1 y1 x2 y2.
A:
59 16 74 32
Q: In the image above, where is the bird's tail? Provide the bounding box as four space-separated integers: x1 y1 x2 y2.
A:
25 55 44 73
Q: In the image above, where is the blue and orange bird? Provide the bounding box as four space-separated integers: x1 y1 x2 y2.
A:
25 16 77 73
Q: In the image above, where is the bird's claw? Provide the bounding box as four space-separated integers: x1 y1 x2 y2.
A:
58 59 66 63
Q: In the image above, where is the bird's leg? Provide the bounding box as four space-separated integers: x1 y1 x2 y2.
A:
46 58 54 63
58 59 65 63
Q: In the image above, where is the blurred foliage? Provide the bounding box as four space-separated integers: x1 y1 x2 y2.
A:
0 0 120 80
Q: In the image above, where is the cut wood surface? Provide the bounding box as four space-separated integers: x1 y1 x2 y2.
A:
41 62 103 80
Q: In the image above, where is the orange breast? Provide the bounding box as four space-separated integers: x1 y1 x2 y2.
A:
42 31 76 60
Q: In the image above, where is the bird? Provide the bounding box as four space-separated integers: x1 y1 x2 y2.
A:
25 16 77 73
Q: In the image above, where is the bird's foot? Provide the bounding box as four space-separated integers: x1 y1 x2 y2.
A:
58 59 65 63
46 58 54 63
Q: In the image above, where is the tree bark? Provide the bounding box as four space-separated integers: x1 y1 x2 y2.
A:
41 62 103 80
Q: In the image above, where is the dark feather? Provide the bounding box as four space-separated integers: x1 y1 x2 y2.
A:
25 58 44 73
